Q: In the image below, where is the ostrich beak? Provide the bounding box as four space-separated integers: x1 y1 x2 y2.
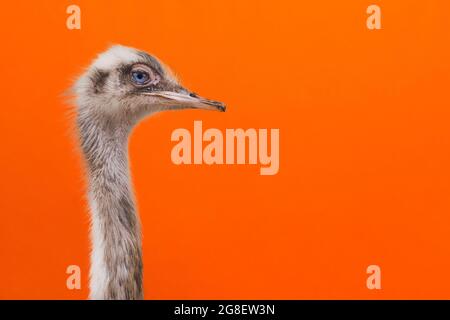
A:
145 91 226 112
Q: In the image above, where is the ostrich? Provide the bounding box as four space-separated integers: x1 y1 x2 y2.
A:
73 45 225 300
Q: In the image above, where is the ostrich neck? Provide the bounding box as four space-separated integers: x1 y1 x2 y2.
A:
81 121 143 300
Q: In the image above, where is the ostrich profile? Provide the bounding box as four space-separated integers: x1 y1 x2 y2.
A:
73 45 225 300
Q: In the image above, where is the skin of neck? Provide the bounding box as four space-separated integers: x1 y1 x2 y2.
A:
78 112 143 300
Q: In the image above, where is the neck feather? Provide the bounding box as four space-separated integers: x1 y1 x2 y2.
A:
80 118 143 300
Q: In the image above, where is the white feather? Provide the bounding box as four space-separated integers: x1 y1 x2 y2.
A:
92 45 141 70
88 197 108 300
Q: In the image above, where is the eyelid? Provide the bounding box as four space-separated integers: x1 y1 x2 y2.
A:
131 63 152 73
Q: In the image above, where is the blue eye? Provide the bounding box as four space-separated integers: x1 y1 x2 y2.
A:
131 70 150 85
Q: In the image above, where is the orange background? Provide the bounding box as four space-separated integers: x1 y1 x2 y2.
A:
1 0 450 299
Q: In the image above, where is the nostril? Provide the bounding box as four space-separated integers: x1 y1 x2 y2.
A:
189 92 198 98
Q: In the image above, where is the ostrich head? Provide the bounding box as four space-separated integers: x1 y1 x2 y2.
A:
74 45 225 132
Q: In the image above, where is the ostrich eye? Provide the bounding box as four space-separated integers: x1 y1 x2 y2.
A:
131 70 150 85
